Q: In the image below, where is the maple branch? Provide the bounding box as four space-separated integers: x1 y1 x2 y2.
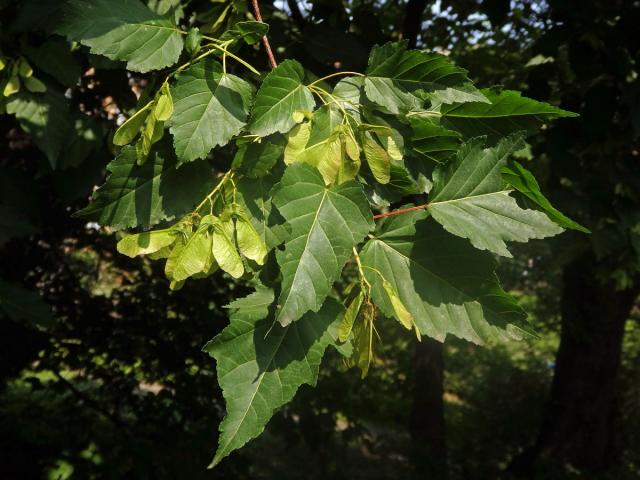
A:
373 204 428 220
250 0 278 69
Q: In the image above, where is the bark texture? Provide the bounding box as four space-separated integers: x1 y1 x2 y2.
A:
409 337 447 479
511 253 639 476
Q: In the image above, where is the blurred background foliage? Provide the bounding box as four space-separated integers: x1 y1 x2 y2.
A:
0 0 638 479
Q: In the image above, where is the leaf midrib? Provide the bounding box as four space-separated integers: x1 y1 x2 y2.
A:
277 188 329 323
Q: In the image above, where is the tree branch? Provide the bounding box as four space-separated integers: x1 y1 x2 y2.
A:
250 0 278 69
373 204 428 220
51 368 134 435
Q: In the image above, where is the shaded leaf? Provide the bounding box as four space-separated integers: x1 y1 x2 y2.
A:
75 140 213 230
6 89 71 168
361 211 532 343
203 288 343 466
409 115 461 164
26 36 81 86
220 21 269 45
232 136 284 178
0 278 52 328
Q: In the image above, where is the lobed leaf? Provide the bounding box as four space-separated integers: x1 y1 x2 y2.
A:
75 140 213 230
272 164 374 325
361 211 533 344
428 136 563 257
170 59 254 163
203 288 343 466
249 60 315 137
502 160 590 233
364 41 487 114
439 88 578 144
57 0 184 73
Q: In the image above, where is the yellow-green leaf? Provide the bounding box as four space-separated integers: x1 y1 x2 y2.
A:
346 301 375 378
212 221 244 278
382 279 418 338
113 101 153 146
17 58 33 78
3 76 20 97
339 290 364 342
284 122 311 165
23 76 47 93
362 132 391 184
117 229 178 257
155 84 173 122
234 209 268 265
165 219 215 282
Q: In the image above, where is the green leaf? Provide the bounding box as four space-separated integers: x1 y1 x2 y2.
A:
332 76 363 122
170 59 254 163
113 101 153 146
232 136 284 178
272 164 374 325
502 160 590 233
0 278 52 328
0 205 37 245
6 89 71 169
409 115 461 164
75 140 213 230
439 88 578 144
185 27 202 55
364 41 486 114
203 288 343 466
428 136 563 257
25 38 81 87
57 0 184 73
23 76 46 93
117 228 179 257
249 60 315 137
360 211 533 344
220 21 269 45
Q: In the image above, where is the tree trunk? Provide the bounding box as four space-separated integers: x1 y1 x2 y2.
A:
409 337 447 479
511 253 639 476
400 0 431 48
